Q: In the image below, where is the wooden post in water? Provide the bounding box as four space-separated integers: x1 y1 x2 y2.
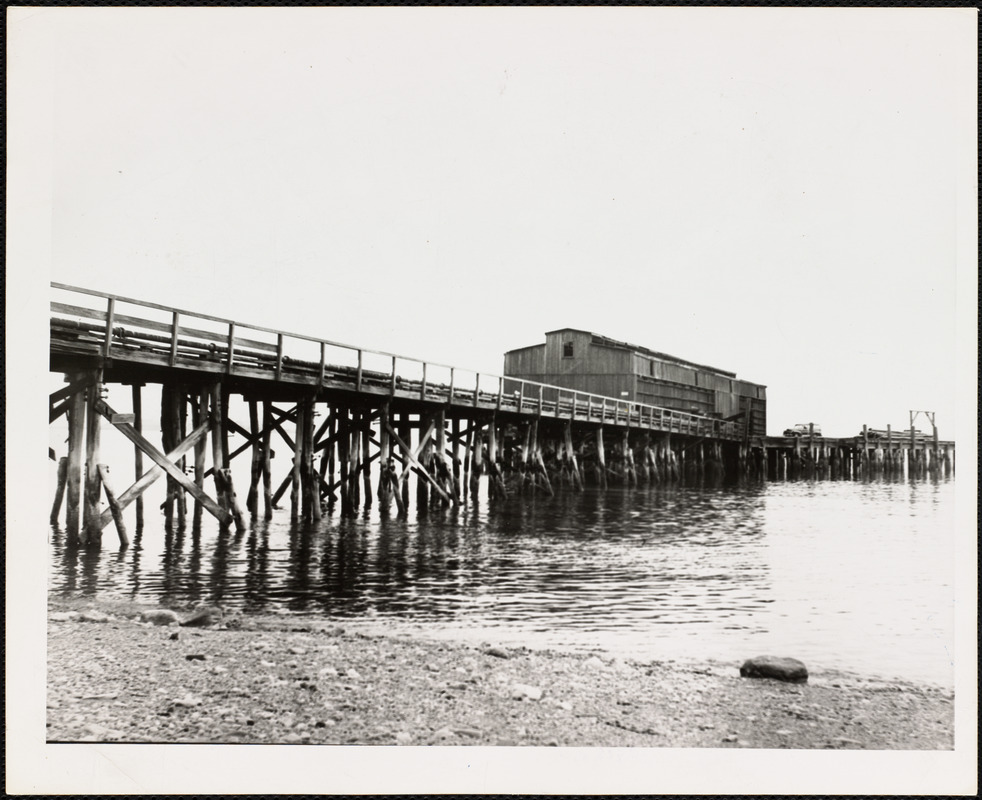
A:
132 384 144 531
325 410 337 511
247 399 261 515
451 416 462 501
596 427 607 489
291 401 304 521
378 404 391 509
338 408 352 516
51 456 68 525
469 420 483 497
398 413 410 512
172 384 187 528
82 371 104 546
564 421 582 490
209 383 229 519
160 384 175 528
462 423 473 498
361 414 372 511
97 464 128 547
486 419 498 500
261 400 273 519
192 389 208 529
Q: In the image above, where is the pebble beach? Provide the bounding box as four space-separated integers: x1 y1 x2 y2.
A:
45 598 955 750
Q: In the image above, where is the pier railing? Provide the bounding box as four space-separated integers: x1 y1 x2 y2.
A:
50 283 744 440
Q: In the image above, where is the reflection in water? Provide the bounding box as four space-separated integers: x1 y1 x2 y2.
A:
48 478 955 685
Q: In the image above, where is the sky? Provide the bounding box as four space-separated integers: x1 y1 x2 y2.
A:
5 7 978 794
10 7 976 438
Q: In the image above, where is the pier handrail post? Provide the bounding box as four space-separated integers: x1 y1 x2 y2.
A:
169 312 180 366
318 342 326 386
103 297 115 359
497 377 504 410
517 380 524 411
357 350 363 393
474 373 480 407
390 356 397 397
226 322 235 375
538 384 543 415
274 334 284 381
449 368 455 404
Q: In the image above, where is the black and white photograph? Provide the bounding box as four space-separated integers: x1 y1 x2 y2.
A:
6 5 977 795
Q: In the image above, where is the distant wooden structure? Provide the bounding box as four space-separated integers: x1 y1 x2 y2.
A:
503 329 767 437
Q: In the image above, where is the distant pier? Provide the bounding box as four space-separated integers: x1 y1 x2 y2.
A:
48 284 955 548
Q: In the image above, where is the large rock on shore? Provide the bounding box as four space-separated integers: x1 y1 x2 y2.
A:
739 656 809 683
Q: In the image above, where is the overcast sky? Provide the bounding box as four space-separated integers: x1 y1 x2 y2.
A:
11 7 976 437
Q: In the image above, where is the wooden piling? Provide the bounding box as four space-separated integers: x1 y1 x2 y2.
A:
596 427 607 489
193 389 208 529
247 399 261 515
82 372 104 546
469 421 483 497
97 463 128 547
210 383 228 517
171 384 187 528
291 400 304 521
132 384 144 530
338 408 352 516
349 411 362 511
398 413 410 512
212 470 244 532
451 416 462 502
50 457 68 525
378 404 391 509
361 415 372 511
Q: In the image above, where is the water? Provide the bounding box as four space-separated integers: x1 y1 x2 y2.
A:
48 478 956 687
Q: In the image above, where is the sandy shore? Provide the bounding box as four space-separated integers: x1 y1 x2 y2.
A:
45 598 954 750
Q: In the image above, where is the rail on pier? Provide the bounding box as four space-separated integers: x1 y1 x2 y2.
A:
50 283 744 440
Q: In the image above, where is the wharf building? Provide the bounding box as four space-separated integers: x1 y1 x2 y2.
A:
502 328 767 438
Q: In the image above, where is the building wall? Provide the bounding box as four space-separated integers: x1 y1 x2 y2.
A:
503 329 767 435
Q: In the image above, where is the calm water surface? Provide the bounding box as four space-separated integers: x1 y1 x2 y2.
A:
48 478 956 687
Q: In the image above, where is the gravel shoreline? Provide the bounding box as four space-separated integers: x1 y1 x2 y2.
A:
46 598 954 750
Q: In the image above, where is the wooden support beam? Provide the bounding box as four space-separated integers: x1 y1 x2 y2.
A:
50 375 98 408
398 418 436 490
210 383 229 514
94 402 229 527
339 408 354 515
361 415 372 510
378 404 391 509
262 400 274 518
385 419 450 505
49 400 69 424
247 400 261 515
50 457 68 525
291 400 304 521
171 383 187 528
192 388 208 529
97 464 128 547
132 384 144 530
65 379 86 542
82 371 104 545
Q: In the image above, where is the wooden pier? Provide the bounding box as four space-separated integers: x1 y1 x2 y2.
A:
48 284 955 548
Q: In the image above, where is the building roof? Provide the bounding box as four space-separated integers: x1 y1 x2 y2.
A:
508 328 742 379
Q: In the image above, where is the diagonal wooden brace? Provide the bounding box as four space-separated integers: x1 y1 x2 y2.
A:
95 400 231 528
384 419 450 504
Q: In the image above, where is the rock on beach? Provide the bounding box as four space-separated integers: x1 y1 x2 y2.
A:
740 655 809 684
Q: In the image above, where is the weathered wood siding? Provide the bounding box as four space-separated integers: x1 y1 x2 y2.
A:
504 328 766 433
